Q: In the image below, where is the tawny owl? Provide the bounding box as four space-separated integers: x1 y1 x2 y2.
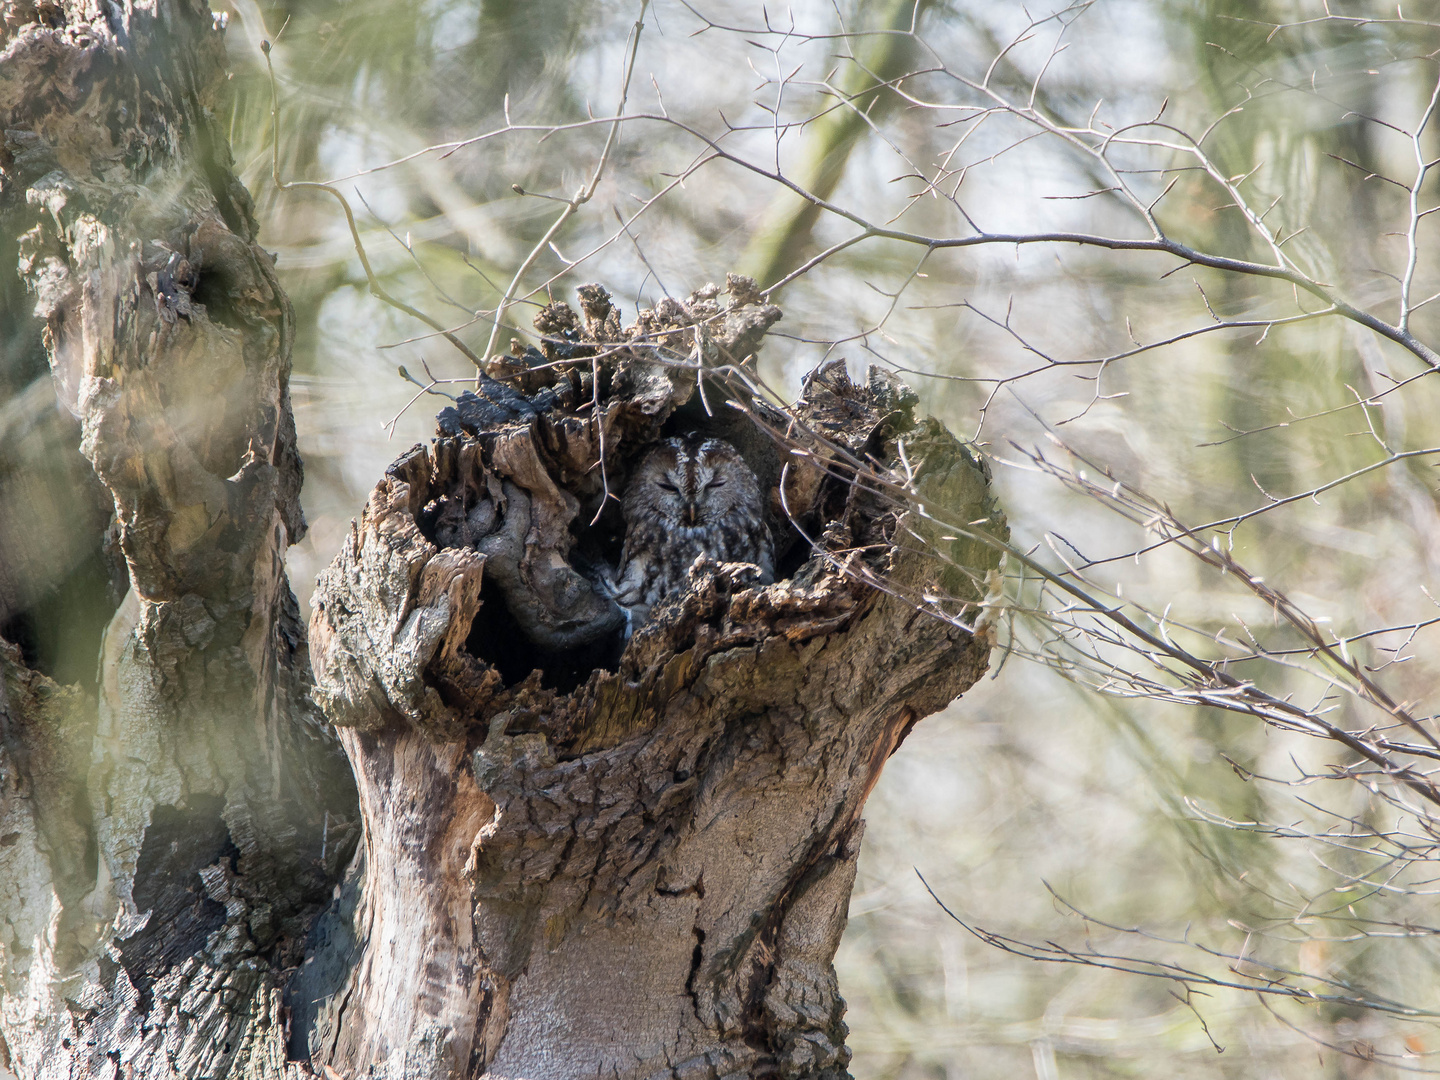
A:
609 436 774 629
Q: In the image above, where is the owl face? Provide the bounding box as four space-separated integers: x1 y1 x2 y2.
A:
623 437 761 534
612 435 774 628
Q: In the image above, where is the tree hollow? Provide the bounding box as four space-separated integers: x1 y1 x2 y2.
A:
301 283 1006 1080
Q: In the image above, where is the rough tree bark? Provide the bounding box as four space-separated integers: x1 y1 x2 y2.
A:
0 1 356 1076
0 3 1007 1079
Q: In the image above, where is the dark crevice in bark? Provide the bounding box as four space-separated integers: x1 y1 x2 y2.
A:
464 573 624 692
118 796 238 1014
285 861 365 1062
465 986 496 1079
686 926 707 1017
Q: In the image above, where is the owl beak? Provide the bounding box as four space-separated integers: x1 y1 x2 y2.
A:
683 502 697 526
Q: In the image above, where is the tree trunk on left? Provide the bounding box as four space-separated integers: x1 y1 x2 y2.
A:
0 2 357 1076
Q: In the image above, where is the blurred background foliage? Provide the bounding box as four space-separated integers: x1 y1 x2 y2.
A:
10 0 1440 1075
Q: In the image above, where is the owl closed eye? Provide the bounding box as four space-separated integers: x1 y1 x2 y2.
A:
607 436 773 629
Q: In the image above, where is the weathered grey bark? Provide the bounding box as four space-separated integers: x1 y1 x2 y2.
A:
297 281 1006 1079
0 1 356 1077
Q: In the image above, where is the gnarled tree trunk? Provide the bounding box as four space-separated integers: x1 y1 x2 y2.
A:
0 3 1006 1078
294 281 1006 1079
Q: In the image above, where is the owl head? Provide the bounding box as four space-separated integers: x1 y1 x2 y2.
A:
623 436 762 530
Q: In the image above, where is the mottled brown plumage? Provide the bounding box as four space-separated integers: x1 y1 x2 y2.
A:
609 436 773 629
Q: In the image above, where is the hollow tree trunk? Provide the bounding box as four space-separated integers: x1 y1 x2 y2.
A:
0 2 356 1077
295 280 1007 1079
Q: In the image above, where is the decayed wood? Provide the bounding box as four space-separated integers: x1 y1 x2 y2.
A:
302 281 1006 1079
0 2 356 1076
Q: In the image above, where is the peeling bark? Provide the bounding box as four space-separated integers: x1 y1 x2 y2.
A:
0 2 355 1077
300 283 1006 1079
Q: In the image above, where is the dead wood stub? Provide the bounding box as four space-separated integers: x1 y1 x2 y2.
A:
302 280 1006 1078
